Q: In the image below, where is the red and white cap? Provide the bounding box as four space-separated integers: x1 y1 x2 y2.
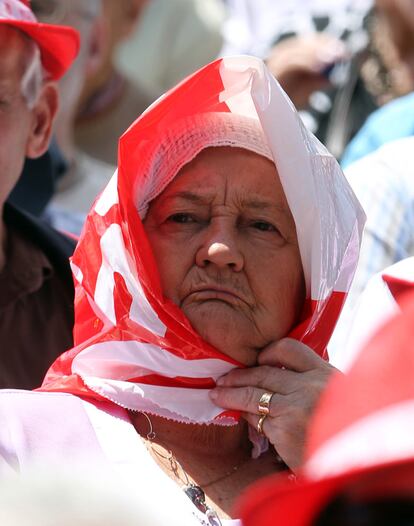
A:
0 0 79 80
237 288 414 525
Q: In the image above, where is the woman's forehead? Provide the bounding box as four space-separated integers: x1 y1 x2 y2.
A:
153 146 289 210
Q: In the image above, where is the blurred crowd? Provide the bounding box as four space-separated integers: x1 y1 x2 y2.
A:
1 0 414 524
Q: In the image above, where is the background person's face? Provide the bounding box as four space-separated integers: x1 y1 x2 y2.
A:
0 27 35 206
144 147 305 366
32 0 101 122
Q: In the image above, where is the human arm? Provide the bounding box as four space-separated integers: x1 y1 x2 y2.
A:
266 34 347 109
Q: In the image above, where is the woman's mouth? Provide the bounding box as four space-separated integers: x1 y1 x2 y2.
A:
183 286 248 307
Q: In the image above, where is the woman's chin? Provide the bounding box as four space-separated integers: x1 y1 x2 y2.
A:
186 307 259 366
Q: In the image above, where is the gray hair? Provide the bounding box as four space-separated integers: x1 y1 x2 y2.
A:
20 39 46 109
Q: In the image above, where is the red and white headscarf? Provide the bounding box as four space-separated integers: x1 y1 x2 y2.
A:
40 56 365 424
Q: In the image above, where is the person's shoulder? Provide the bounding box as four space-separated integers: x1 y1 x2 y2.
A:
341 93 414 167
0 390 127 441
0 391 83 447
0 389 80 413
361 93 414 138
4 203 76 257
0 390 127 420
372 136 414 166
371 92 414 120
358 92 414 132
0 391 128 475
4 203 76 281
345 137 414 190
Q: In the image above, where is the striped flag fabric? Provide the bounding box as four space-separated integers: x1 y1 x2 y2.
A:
40 56 365 424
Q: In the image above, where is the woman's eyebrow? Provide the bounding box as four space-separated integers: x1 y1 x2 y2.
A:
161 191 211 205
160 193 290 216
242 199 290 216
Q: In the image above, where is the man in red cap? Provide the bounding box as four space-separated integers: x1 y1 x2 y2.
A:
0 0 80 388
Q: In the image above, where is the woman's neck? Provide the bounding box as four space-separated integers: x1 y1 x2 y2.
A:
130 411 284 519
130 412 251 460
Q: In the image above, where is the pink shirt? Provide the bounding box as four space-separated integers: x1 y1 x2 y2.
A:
0 390 240 525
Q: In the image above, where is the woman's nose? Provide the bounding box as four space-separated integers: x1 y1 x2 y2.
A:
195 224 244 271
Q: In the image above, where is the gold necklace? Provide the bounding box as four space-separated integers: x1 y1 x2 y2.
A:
139 412 250 525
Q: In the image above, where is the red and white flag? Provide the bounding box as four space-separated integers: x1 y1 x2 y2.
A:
40 56 365 424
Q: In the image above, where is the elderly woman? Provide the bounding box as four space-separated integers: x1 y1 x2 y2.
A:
0 56 364 524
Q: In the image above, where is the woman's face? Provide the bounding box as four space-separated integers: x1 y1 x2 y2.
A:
143 147 305 366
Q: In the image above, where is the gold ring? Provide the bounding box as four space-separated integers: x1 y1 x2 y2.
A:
258 391 274 415
257 414 267 435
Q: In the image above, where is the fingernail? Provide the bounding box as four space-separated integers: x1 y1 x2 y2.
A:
216 377 225 386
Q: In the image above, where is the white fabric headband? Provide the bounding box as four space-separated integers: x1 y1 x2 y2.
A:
136 112 275 218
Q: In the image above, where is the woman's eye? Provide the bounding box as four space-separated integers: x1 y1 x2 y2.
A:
251 221 277 232
167 213 196 223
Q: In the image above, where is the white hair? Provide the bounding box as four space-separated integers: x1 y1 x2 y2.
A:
20 39 46 109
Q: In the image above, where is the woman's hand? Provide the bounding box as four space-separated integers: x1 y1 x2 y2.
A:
209 338 338 471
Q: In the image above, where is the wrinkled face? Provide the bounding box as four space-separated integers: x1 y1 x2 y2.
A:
144 147 305 366
0 27 34 206
32 0 101 117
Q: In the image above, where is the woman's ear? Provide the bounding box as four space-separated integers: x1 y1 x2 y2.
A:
25 81 59 159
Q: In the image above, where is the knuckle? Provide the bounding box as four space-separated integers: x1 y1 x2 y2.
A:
304 370 332 399
223 368 239 383
256 365 274 387
243 386 258 409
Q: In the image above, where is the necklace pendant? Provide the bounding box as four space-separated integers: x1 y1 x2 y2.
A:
206 508 222 526
183 485 222 526
183 484 208 513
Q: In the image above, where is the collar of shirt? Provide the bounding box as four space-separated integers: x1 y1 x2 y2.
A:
0 225 53 313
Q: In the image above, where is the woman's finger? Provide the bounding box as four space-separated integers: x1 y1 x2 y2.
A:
258 338 332 372
209 386 284 416
242 411 271 437
216 365 297 395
